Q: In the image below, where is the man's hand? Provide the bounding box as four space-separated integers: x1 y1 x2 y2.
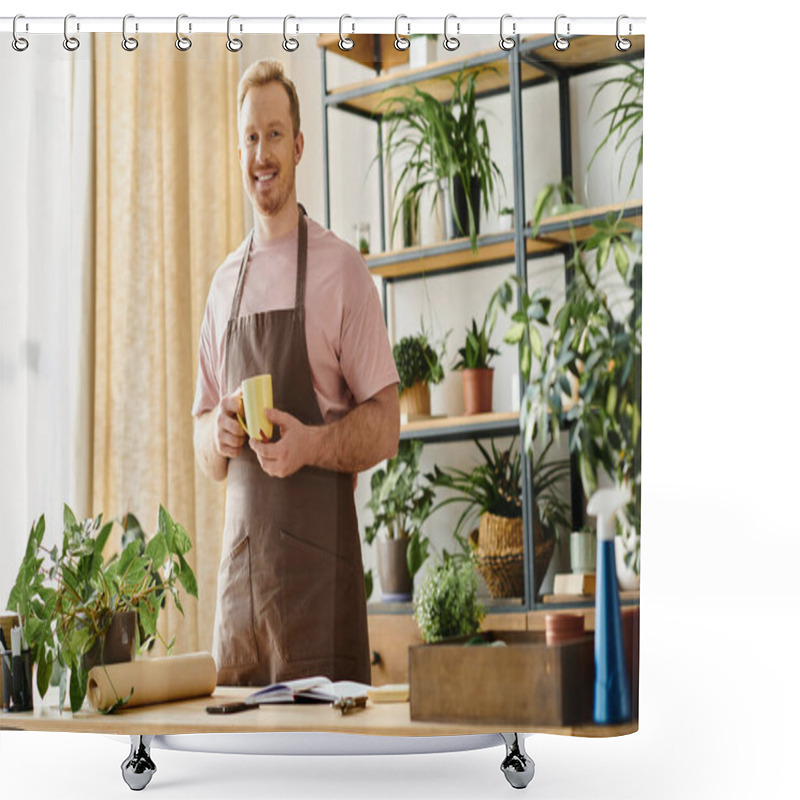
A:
249 407 312 478
215 391 247 460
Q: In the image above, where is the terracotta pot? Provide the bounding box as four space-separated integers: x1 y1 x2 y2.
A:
376 538 413 602
83 610 137 671
399 381 431 419
461 368 494 415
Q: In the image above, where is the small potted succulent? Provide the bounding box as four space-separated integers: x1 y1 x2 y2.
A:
364 440 435 602
393 331 446 420
453 284 508 415
6 504 197 713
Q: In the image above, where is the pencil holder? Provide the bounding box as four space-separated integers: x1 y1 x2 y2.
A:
1 647 33 712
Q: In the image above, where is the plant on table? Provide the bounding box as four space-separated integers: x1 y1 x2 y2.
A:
413 557 486 643
393 330 446 419
6 504 198 712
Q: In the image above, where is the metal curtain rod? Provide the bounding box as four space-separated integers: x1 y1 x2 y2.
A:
0 15 646 36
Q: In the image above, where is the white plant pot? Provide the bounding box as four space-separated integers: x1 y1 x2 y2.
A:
570 531 596 574
615 534 641 591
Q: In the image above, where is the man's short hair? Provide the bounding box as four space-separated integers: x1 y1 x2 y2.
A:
237 59 301 137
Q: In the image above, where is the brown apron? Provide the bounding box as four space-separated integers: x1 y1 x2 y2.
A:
211 206 371 686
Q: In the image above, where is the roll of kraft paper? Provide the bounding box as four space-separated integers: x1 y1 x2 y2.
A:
87 652 217 712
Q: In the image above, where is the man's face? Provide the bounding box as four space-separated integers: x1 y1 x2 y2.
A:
238 82 304 219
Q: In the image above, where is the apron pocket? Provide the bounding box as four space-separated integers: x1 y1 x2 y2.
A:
214 536 259 669
279 528 359 666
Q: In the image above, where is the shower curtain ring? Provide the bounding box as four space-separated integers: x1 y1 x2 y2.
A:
122 14 139 51
394 15 410 51
227 15 243 52
283 15 299 52
63 13 80 51
12 14 29 52
553 14 570 51
499 14 515 50
443 14 460 51
616 15 632 51
175 14 192 51
339 15 354 51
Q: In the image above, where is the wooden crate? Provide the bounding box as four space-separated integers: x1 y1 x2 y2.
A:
409 630 593 727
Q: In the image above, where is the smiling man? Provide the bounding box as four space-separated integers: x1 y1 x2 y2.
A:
192 59 400 687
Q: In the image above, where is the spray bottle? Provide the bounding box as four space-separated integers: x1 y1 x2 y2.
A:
587 485 632 724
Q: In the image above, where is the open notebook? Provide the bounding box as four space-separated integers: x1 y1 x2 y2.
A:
245 677 372 705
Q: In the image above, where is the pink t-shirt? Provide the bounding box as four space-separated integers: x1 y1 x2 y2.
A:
192 216 399 423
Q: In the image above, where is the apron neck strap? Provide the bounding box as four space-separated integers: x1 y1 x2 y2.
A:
229 205 308 323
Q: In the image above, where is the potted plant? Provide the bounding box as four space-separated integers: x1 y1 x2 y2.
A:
498 206 514 232
570 525 597 575
428 438 570 598
6 503 198 713
379 66 504 253
393 331 445 420
413 557 486 643
364 440 435 602
501 213 642 582
452 283 507 415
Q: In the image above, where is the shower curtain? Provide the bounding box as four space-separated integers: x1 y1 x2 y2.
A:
0 18 642 743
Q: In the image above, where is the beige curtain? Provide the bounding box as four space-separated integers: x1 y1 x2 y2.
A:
93 34 245 654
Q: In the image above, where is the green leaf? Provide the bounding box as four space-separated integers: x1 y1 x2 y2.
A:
529 326 543 360
69 667 88 713
504 322 525 345
94 521 114 560
144 532 168 568
137 598 159 638
597 237 611 270
614 241 630 279
37 651 54 698
177 554 198 599
364 569 374 601
172 523 193 556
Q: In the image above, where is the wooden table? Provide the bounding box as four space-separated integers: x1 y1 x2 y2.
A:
1 688 637 791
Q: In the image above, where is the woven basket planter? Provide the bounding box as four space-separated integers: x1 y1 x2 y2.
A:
399 380 431 418
478 512 522 552
469 515 556 599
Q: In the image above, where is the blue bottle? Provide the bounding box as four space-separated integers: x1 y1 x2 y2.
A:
587 487 632 725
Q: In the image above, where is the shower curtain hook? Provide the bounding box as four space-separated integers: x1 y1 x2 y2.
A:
499 14 515 51
443 14 460 51
122 14 139 51
394 15 410 51
175 14 192 51
282 15 299 52
616 15 632 51
12 14 29 52
227 15 243 52
63 13 80 51
553 14 570 51
339 15 355 51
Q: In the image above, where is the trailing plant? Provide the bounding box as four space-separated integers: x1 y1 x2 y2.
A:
413 558 486 643
393 331 446 392
6 504 198 713
378 66 504 252
364 440 435 581
427 437 571 541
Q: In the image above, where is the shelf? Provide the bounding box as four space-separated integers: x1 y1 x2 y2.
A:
316 34 410 72
399 411 519 444
369 596 524 615
542 590 640 606
325 35 644 117
367 201 642 281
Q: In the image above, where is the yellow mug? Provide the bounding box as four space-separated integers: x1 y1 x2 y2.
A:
237 374 273 441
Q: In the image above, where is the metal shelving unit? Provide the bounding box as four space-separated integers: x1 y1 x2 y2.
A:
319 33 644 613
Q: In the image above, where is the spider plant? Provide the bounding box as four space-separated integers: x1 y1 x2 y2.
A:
427 437 571 542
587 61 644 194
378 66 504 253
